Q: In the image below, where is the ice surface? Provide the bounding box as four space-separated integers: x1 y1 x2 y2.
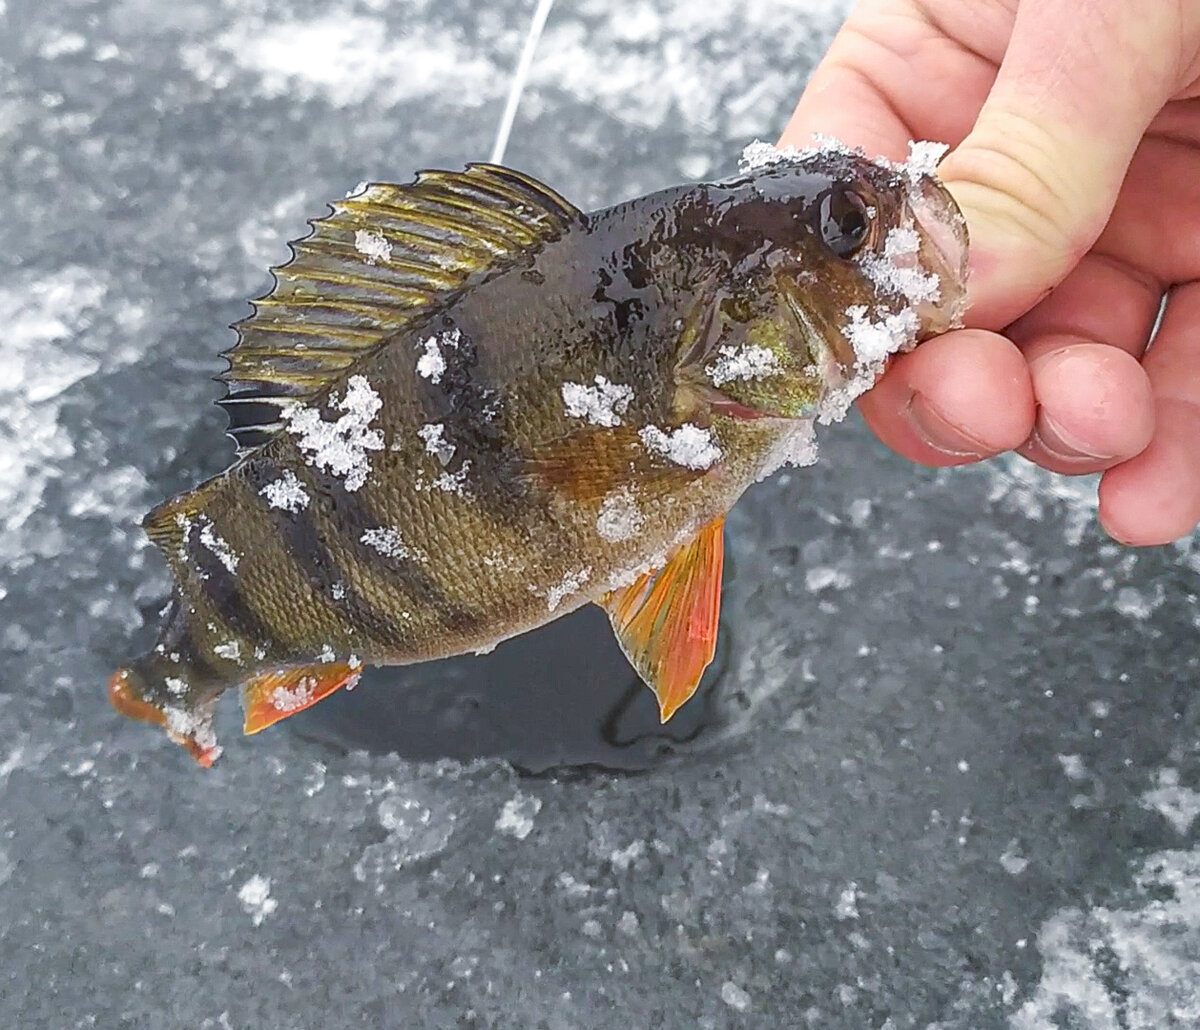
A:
4 1 1199 1028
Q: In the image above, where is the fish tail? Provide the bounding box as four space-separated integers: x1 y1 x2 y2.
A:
108 598 224 768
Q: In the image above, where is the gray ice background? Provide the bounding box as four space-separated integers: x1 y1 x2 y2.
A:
2 0 1199 1027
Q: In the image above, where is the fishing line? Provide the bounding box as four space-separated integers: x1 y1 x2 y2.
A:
490 0 557 165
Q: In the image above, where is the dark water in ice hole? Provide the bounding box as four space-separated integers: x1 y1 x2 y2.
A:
290 548 740 773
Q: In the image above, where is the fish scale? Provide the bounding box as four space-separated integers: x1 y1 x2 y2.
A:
110 149 968 764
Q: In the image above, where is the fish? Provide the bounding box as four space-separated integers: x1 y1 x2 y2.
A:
108 138 968 766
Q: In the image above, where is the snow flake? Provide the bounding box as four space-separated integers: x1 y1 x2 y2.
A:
561 375 633 427
237 874 277 926
495 792 542 840
213 640 241 663
705 343 781 386
639 423 720 470
417 422 455 466
259 469 309 512
198 519 240 573
270 676 317 713
353 228 391 264
415 328 462 384
360 526 417 561
283 375 383 492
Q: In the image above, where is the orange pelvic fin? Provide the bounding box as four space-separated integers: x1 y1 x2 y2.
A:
600 515 724 722
242 661 362 735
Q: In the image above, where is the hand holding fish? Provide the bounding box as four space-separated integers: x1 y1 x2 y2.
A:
783 0 1200 545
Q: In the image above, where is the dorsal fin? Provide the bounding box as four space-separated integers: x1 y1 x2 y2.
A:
219 164 584 453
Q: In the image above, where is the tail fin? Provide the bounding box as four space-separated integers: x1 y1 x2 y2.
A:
108 597 223 767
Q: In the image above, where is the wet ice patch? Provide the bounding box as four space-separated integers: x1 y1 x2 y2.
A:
1140 769 1200 836
705 343 781 387
595 487 644 542
639 424 720 470
181 14 498 108
561 376 633 427
236 874 277 927
353 228 391 264
283 375 383 492
415 328 461 384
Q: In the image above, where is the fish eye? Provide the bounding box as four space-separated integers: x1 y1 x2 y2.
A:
815 188 871 259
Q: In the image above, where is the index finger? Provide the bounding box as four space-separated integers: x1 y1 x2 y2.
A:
777 2 997 161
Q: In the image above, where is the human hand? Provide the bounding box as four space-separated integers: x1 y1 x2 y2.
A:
781 0 1200 544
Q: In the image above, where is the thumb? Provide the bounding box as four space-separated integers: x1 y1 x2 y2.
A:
939 0 1187 328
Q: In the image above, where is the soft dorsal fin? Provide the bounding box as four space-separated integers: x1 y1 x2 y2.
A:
600 515 725 722
219 164 584 452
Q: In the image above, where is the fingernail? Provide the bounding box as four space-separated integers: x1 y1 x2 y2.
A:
1031 412 1114 463
907 392 991 458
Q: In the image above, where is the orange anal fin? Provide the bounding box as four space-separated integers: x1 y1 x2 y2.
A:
242 662 362 735
600 515 724 722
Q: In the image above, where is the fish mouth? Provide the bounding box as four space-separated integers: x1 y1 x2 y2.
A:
907 175 969 336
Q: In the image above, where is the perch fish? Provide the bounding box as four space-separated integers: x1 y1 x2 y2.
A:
109 140 968 765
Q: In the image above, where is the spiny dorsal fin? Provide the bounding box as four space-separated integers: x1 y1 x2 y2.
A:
219 164 584 453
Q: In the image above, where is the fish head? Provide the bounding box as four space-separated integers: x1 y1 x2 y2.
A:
689 146 968 420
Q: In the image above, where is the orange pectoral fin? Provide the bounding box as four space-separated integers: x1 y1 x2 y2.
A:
601 515 724 722
242 662 362 735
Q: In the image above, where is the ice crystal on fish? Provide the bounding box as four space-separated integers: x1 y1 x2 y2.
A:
259 469 309 512
417 422 455 466
415 328 461 384
757 420 818 481
902 139 948 180
353 228 391 264
860 226 940 307
560 376 633 427
283 375 383 492
164 676 188 697
197 519 239 573
639 424 720 470
163 704 220 760
213 640 241 662
317 644 336 663
705 344 781 387
270 676 317 713
431 461 471 496
842 305 920 366
595 487 644 542
360 526 417 560
546 566 591 612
